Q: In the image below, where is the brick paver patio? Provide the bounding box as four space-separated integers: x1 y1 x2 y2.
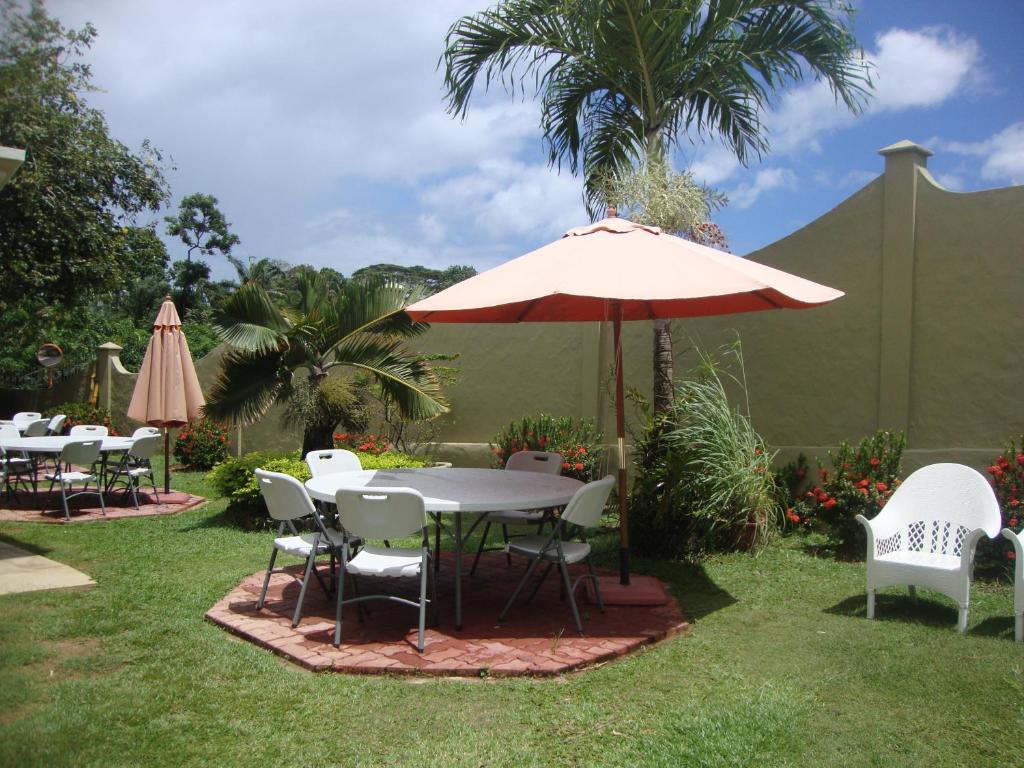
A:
206 551 689 677
0 483 205 523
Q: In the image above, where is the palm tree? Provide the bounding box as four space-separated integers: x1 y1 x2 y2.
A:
204 268 448 455
443 0 871 412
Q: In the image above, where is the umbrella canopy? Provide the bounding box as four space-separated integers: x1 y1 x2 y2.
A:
406 216 843 583
127 296 205 492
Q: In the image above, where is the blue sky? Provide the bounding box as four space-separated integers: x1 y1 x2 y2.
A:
49 0 1024 277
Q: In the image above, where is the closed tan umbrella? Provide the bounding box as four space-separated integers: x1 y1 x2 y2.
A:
127 296 205 492
407 214 843 585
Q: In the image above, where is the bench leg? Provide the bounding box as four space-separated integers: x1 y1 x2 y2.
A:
866 589 875 619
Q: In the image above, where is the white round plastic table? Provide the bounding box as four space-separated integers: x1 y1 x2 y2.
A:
305 467 583 629
0 435 136 498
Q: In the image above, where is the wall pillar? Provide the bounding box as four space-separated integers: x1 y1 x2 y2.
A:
95 342 124 412
877 140 931 433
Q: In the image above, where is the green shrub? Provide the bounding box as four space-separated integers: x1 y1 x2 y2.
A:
489 414 603 482
173 417 229 470
46 402 118 435
630 345 779 558
975 436 1024 578
208 449 427 529
792 431 905 556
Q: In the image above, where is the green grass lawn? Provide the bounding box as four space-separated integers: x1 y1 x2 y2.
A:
1 466 1021 767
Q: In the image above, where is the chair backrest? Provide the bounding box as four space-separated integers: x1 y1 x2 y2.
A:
0 424 19 438
12 412 41 427
335 487 426 541
881 463 1002 539
560 475 616 529
505 450 564 475
23 418 50 437
60 439 102 468
70 424 109 437
46 415 66 435
305 448 362 478
132 427 161 439
129 435 161 460
255 468 317 522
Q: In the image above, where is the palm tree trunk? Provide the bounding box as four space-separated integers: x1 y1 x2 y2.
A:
652 319 673 414
301 420 336 457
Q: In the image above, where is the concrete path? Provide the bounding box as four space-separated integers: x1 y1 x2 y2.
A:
0 540 94 595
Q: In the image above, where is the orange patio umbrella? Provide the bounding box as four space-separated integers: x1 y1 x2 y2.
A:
127 296 205 493
406 215 843 585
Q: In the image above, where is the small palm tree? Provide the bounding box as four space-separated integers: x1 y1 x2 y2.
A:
204 268 447 455
443 0 871 412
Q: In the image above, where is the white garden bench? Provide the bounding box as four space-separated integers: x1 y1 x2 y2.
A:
855 463 1001 633
1001 528 1023 641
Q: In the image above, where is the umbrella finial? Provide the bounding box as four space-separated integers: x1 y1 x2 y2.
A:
606 204 618 219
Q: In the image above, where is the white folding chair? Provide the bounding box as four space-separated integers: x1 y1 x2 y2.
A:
255 469 345 628
471 450 563 575
108 435 161 508
498 475 615 634
70 424 109 437
45 415 67 435
0 423 34 496
856 463 1001 633
44 440 105 520
22 418 49 437
131 427 161 439
11 412 41 429
333 487 435 651
305 448 362 477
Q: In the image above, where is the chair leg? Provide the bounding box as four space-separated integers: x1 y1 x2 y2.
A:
334 563 347 647
502 524 511 566
59 482 70 521
527 561 555 604
498 554 544 623
430 555 439 627
559 558 584 634
1016 612 1023 642
417 553 428 652
866 589 875 619
434 519 441 573
257 548 279 609
292 550 318 627
957 603 969 634
908 585 917 603
470 521 491 576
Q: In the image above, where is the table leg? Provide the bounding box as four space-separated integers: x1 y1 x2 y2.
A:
454 511 463 631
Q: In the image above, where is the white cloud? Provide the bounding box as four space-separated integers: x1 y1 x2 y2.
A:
686 142 741 186
932 123 1024 185
934 173 966 191
725 168 796 210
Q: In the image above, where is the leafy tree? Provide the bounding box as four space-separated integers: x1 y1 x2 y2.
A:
351 263 478 295
443 0 871 412
165 192 240 317
205 269 448 455
0 0 168 320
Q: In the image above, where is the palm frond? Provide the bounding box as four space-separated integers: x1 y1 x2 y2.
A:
203 348 287 425
212 282 288 353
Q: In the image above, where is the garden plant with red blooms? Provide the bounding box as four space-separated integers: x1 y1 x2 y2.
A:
173 417 230 470
789 431 905 556
332 431 390 456
976 435 1024 577
489 414 602 482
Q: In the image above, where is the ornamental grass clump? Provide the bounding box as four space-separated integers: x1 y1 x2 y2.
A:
790 431 905 556
975 436 1024 578
630 344 779 558
489 414 603 482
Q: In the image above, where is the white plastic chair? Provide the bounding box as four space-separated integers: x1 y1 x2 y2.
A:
498 475 615 634
108 435 161 508
333 487 435 651
11 412 41 428
131 427 161 439
1002 528 1024 641
44 439 105 520
22 418 49 437
70 424 109 437
856 463 1001 633
471 450 564 575
255 469 345 628
46 415 67 435
305 448 361 477
0 423 35 493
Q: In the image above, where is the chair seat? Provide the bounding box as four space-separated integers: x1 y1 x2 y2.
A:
45 471 96 484
875 550 962 571
125 467 155 478
485 509 546 526
346 545 423 578
506 535 591 564
273 529 345 558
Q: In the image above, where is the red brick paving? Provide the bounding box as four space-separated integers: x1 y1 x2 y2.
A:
206 551 690 677
0 480 205 524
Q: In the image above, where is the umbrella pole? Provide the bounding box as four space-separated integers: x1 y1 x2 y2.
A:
164 428 171 494
613 304 630 585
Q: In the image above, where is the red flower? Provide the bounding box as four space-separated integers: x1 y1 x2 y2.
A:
859 488 869 496
819 468 829 481
1017 454 1024 466
1009 517 1019 528
857 479 869 488
987 465 1000 475
870 457 880 467
1008 551 1016 561
574 462 584 472
875 482 888 492
824 498 838 510
562 462 570 471
1012 500 1021 508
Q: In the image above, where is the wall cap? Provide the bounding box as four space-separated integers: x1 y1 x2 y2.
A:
878 139 933 159
98 341 123 351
